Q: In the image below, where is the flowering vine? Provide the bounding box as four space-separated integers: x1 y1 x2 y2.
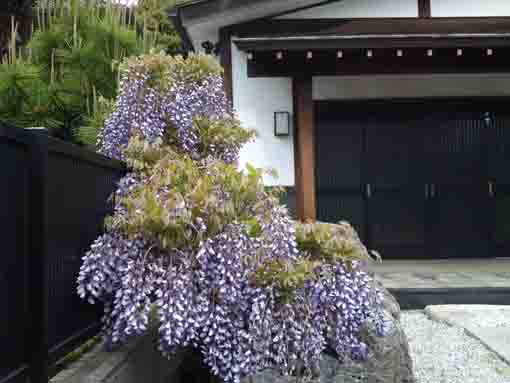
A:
77 53 386 383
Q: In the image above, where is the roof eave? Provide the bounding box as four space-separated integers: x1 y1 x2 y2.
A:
168 7 195 53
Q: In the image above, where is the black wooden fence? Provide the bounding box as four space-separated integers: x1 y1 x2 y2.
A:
0 123 125 383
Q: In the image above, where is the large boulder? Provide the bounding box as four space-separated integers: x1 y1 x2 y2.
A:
378 282 401 321
244 288 415 383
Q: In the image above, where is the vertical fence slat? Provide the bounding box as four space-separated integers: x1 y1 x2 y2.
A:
27 132 49 383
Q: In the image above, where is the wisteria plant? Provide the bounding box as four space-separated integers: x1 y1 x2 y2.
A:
77 53 386 383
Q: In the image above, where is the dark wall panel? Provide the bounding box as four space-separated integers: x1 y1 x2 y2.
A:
0 137 29 382
46 151 123 357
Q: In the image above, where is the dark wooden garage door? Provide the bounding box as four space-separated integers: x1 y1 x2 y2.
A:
315 100 510 259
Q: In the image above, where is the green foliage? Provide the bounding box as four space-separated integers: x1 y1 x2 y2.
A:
120 52 223 89
75 92 115 146
136 0 175 31
295 221 371 263
1 0 181 143
250 258 319 302
251 221 372 299
135 0 181 54
109 135 273 250
0 57 63 129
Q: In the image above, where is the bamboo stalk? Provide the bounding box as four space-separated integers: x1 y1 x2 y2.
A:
92 85 97 111
50 49 55 84
10 16 19 66
73 0 79 48
86 92 90 115
28 21 34 62
36 3 42 32
117 59 121 85
42 0 47 30
48 0 53 27
60 0 65 19
128 4 133 27
143 14 147 53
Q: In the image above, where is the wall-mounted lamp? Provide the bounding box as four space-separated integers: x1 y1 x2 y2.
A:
483 112 492 127
274 111 291 137
201 40 220 55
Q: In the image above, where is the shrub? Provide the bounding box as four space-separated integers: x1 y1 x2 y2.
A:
0 0 180 143
77 53 385 383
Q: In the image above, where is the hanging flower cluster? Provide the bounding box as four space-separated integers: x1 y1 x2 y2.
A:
78 53 386 383
98 54 240 163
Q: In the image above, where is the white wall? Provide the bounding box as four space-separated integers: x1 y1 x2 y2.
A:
232 42 295 186
277 0 418 19
313 74 510 100
431 0 510 17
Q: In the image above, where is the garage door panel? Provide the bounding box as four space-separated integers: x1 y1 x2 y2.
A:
425 114 486 185
489 117 510 184
366 121 425 187
368 187 426 255
493 186 510 251
428 185 490 258
315 119 363 189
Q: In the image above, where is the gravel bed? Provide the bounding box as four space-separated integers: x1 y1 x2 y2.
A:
401 311 510 383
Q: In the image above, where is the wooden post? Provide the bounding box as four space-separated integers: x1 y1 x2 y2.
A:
418 0 431 18
219 28 233 105
293 76 316 221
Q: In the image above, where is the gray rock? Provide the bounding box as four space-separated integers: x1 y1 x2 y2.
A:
244 291 415 383
324 309 415 383
378 282 401 321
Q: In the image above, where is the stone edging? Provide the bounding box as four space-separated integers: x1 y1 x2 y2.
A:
50 332 185 383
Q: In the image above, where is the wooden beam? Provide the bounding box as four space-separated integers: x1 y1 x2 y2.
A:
237 35 510 51
293 77 316 222
219 28 234 105
418 0 431 18
247 48 510 77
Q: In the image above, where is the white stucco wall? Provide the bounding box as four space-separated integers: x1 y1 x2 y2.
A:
232 42 295 186
431 0 510 17
277 0 418 19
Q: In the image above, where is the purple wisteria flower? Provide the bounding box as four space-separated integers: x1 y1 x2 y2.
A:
78 54 386 383
99 70 233 162
77 231 160 347
309 262 386 361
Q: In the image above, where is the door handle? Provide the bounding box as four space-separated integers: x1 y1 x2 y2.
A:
430 184 436 198
366 184 372 199
489 181 494 197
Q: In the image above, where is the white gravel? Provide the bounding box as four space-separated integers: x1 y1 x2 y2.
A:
401 311 510 383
